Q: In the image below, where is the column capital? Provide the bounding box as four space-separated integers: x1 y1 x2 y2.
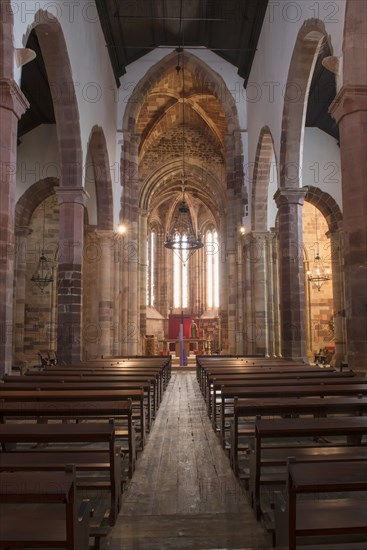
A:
329 84 367 124
93 229 115 243
274 187 307 208
249 230 272 242
55 187 89 207
0 78 29 119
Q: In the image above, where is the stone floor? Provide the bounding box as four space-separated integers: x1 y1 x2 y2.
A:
105 371 272 549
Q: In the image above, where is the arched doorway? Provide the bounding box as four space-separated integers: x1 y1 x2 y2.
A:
121 51 245 355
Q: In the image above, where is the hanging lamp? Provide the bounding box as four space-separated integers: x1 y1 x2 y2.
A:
31 202 53 292
164 46 203 263
306 207 331 291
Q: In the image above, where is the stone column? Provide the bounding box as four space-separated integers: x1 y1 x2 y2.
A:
270 229 282 357
303 257 313 361
55 187 89 364
274 188 307 361
250 231 269 356
0 79 29 376
242 234 255 355
96 230 114 358
328 228 347 368
112 234 122 356
13 226 32 368
235 232 244 355
139 210 147 349
330 86 367 370
121 133 140 355
265 231 276 357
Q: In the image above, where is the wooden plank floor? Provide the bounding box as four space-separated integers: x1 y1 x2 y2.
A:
106 371 272 549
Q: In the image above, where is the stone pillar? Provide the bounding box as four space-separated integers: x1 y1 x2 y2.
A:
13 226 32 368
328 228 347 368
121 133 140 355
236 231 244 355
0 79 29 376
271 229 282 357
303 257 313 361
243 234 255 355
139 210 147 349
330 86 367 370
274 188 307 361
55 187 89 364
250 231 269 355
265 231 276 357
112 234 122 356
96 230 114 357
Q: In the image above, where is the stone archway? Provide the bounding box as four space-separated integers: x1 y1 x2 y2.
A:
14 179 60 368
245 127 280 357
251 126 276 232
303 186 345 366
82 127 115 359
275 19 331 360
23 11 86 363
121 51 245 354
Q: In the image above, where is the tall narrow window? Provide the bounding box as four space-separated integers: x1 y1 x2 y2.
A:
206 229 219 309
147 231 156 307
173 235 188 309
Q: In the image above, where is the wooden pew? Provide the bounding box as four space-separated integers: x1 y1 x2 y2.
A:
219 382 367 448
31 365 166 403
196 356 318 388
274 458 367 549
0 419 124 526
252 416 367 520
0 387 144 452
0 400 136 486
0 467 91 550
1 379 153 434
12 370 160 418
232 395 367 477
209 372 362 427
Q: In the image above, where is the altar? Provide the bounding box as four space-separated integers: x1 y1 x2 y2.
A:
159 338 207 357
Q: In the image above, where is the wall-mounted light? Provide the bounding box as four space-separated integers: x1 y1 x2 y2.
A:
117 224 127 235
239 226 246 236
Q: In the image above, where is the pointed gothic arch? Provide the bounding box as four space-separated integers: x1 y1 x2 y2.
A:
86 126 114 231
24 10 83 187
279 19 331 189
251 127 276 231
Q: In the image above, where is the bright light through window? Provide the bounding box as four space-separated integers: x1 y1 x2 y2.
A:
173 235 188 308
206 230 219 309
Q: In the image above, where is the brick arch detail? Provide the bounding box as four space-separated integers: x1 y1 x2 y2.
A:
123 50 243 205
251 126 276 231
15 177 59 228
87 126 114 231
279 19 331 189
124 51 240 136
0 1 13 78
303 186 343 233
24 11 83 187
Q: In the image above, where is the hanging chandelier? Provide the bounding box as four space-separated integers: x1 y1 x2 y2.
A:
306 208 331 292
31 202 53 292
164 46 203 263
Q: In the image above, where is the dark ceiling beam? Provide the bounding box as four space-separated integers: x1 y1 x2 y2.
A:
95 0 125 83
237 0 268 86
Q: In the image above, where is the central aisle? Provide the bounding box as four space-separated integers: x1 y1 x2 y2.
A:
106 371 272 549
